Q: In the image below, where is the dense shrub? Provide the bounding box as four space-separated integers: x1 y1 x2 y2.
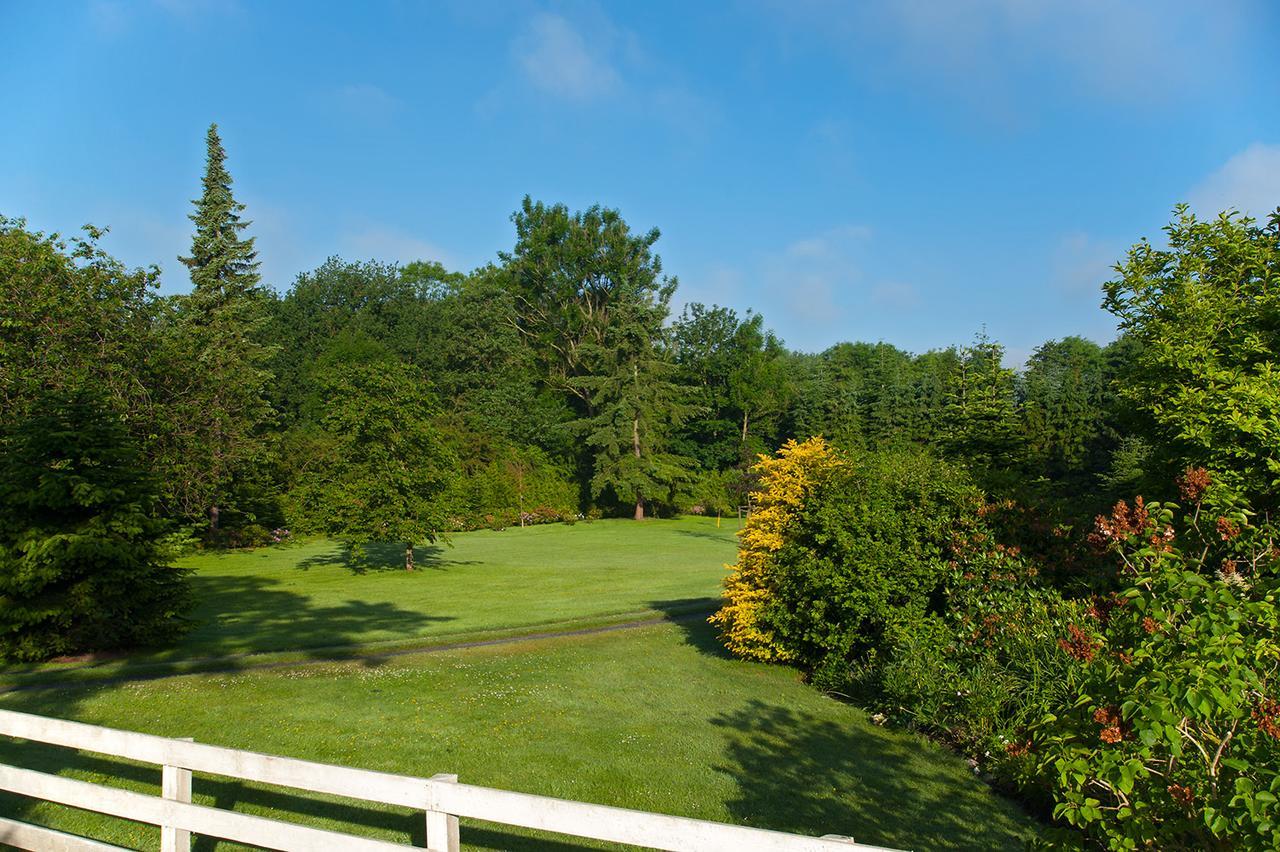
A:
874 551 1084 776
1032 483 1280 849
0 388 192 661
438 444 577 532
710 437 843 662
756 446 987 686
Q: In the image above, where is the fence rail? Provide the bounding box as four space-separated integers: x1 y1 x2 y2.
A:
0 709 897 852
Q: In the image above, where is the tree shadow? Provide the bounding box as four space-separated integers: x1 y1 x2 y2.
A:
296 542 474 574
647 598 733 660
673 527 740 542
711 699 1040 851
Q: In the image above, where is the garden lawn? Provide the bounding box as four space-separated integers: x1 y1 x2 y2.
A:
0 517 737 686
0 620 1040 851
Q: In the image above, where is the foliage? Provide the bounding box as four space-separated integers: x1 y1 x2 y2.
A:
1021 336 1114 482
873 541 1084 778
1104 207 1280 512
574 299 698 520
0 387 191 662
1033 481 1280 849
710 437 843 662
288 361 456 569
941 331 1024 477
672 304 789 469
0 218 158 433
162 123 278 529
757 447 989 686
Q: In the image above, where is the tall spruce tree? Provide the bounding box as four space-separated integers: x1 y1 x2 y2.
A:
163 123 277 531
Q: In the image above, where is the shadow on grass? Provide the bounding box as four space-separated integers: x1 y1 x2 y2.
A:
648 598 733 660
711 699 1038 851
672 527 740 542
183 573 456 657
296 542 475 574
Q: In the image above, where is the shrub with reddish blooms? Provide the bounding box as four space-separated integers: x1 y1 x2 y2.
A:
1032 481 1280 849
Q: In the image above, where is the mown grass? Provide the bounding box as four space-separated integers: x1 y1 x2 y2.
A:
0 620 1041 851
0 517 738 687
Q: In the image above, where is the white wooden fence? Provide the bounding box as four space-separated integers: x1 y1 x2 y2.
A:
0 709 898 852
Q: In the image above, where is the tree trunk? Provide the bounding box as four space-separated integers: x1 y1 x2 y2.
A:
741 409 749 445
633 414 644 521
405 542 415 571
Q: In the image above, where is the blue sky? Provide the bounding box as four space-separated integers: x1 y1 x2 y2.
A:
2 1 1278 363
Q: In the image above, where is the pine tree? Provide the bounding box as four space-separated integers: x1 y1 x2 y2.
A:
180 124 260 302
0 387 192 661
160 123 277 532
941 331 1023 470
575 300 697 520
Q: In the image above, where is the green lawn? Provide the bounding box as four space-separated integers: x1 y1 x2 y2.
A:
0 621 1039 851
0 516 1044 849
0 517 738 687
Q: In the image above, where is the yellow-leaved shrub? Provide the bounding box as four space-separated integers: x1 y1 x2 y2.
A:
709 436 842 661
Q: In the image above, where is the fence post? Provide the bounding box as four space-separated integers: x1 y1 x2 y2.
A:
160 737 193 852
425 773 460 852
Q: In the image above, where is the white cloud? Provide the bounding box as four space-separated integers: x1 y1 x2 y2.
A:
1187 143 1280 221
758 0 1248 118
871 280 922 310
344 226 456 269
1050 231 1120 296
513 13 620 101
331 84 401 122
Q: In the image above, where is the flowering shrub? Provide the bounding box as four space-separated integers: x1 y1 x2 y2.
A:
1033 474 1280 849
710 436 842 662
875 543 1085 784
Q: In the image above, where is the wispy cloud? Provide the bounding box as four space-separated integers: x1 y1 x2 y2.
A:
343 226 456 269
757 0 1249 121
331 84 401 122
1187 143 1280 221
1050 231 1120 297
871 280 922 310
513 13 620 101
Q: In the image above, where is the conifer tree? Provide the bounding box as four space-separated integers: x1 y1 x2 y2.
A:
161 123 277 532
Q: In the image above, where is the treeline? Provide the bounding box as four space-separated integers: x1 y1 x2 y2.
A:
1 127 1183 562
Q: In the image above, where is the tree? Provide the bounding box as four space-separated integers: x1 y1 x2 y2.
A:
501 198 696 515
0 218 158 432
941 331 1023 472
0 387 191 662
1103 206 1280 511
672 304 788 469
164 123 278 530
1021 336 1110 480
290 361 456 570
501 197 675 414
576 300 697 520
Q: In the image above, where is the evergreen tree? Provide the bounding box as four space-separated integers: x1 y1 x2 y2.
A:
575 299 696 520
163 123 278 531
0 387 191 662
180 124 260 299
941 331 1023 471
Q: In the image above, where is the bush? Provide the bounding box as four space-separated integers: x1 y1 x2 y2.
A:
710 437 843 662
874 550 1084 780
1032 480 1280 849
0 388 192 661
756 446 987 685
